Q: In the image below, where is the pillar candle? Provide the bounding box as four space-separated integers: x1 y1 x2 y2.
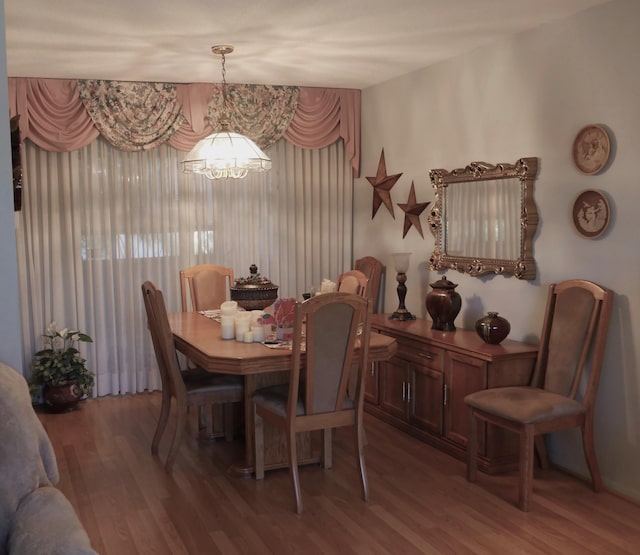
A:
220 315 235 340
235 319 250 341
220 300 238 316
250 310 265 326
243 330 254 343
251 325 265 342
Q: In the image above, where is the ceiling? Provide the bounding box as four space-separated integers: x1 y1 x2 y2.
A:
5 0 610 89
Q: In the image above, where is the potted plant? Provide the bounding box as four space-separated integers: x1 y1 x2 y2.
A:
29 322 94 412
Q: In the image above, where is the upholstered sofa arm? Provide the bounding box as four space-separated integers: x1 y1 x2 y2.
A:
8 487 96 555
0 364 96 554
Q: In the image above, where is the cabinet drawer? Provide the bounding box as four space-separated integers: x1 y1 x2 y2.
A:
397 338 444 370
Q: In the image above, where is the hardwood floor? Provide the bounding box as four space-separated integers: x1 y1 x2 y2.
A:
38 392 640 554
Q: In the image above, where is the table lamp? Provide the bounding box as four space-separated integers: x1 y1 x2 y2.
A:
389 252 416 321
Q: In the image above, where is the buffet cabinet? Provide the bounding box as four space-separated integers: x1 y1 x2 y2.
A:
366 315 538 474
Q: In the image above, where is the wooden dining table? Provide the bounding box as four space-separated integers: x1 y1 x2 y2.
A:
167 311 398 476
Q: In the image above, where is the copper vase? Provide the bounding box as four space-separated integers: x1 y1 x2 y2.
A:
425 275 461 331
475 312 510 344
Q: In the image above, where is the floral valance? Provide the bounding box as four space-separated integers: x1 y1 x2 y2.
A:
207 84 299 149
77 80 185 152
8 77 361 175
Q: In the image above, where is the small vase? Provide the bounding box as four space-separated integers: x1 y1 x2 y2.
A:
475 312 511 345
425 275 461 331
42 383 82 413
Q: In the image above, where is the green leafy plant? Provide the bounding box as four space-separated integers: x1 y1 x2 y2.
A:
29 322 94 400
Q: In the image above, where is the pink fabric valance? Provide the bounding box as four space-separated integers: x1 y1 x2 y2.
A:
8 78 361 175
8 78 99 152
284 87 361 174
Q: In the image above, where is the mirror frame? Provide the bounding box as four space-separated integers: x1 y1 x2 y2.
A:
427 157 539 280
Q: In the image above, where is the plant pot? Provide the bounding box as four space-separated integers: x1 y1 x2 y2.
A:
42 383 83 413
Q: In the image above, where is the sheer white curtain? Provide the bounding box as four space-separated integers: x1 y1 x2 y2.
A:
16 136 353 396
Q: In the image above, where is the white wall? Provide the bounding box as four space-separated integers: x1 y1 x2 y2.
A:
356 0 640 501
0 0 24 373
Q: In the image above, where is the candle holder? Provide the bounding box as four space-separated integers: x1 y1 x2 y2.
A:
389 252 416 321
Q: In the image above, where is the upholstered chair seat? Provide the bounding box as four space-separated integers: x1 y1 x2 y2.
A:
465 386 585 424
252 383 356 418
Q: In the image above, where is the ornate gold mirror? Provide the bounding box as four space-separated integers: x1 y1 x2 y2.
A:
427 157 538 280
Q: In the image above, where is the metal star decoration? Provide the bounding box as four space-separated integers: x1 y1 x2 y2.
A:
366 149 402 219
397 181 430 238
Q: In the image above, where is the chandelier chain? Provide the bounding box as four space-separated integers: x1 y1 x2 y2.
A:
218 49 229 123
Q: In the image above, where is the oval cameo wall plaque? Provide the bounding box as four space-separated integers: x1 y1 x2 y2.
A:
572 124 611 175
572 189 610 239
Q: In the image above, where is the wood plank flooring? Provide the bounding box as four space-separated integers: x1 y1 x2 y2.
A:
38 392 640 554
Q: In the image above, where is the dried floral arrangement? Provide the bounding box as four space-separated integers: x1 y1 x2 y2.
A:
274 297 296 329
234 264 272 286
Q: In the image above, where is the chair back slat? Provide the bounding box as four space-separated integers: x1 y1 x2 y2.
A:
180 264 234 311
142 281 187 402
337 270 368 298
536 280 613 407
290 292 370 416
567 297 601 399
354 256 384 312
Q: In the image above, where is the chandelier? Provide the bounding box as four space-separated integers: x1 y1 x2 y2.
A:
182 45 272 180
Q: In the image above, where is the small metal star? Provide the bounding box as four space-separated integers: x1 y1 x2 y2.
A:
397 181 430 238
366 149 402 219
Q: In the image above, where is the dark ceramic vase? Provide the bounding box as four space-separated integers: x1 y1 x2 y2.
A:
42 383 82 413
425 275 461 331
475 312 511 344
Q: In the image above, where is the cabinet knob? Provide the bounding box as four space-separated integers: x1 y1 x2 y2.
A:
418 352 433 359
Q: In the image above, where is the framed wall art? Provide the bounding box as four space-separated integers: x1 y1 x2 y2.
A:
572 124 611 175
572 189 610 239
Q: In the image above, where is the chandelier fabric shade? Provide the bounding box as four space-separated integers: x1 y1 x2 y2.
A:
182 129 272 179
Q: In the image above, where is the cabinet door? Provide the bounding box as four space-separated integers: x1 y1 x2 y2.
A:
444 351 487 450
379 357 409 421
364 362 379 405
409 363 443 435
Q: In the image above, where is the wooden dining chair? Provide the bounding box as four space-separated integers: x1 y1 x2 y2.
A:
253 292 373 514
354 256 384 313
179 264 236 435
337 269 369 297
465 279 614 511
180 264 234 312
141 281 243 473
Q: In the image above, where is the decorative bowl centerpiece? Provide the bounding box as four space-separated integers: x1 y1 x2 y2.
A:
230 264 279 311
